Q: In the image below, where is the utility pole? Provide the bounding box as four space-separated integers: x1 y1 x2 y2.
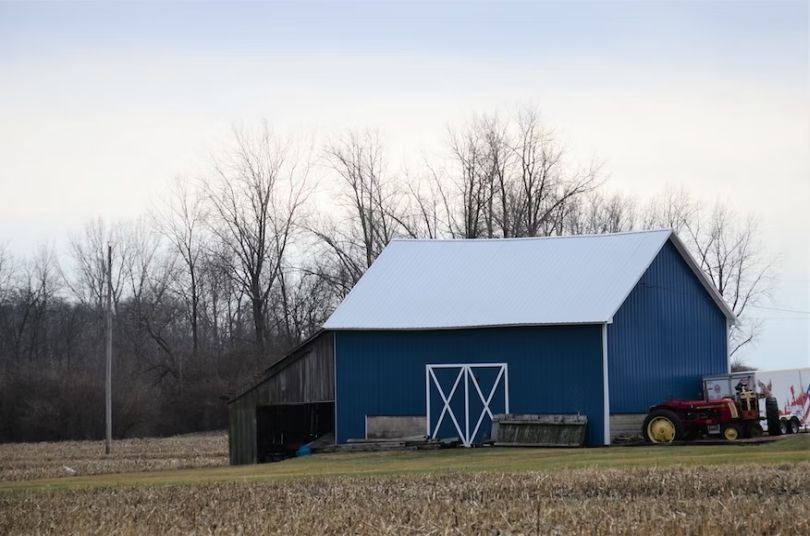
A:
105 243 113 455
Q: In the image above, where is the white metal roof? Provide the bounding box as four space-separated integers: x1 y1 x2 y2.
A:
323 229 735 330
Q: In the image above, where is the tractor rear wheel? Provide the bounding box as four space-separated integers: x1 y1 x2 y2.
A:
782 419 792 435
643 409 684 443
765 397 781 436
722 423 742 441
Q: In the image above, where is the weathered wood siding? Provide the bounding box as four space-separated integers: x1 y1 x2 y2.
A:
229 400 257 465
228 332 335 465
252 334 335 406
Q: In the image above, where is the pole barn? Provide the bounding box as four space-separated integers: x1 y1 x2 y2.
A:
228 230 735 463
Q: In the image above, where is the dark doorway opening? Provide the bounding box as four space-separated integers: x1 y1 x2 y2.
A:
256 402 334 463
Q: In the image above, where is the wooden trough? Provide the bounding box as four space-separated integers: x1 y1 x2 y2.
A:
490 414 588 447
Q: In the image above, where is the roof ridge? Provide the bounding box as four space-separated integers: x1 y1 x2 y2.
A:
390 229 672 243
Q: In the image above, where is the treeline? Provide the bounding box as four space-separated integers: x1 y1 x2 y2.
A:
0 108 771 442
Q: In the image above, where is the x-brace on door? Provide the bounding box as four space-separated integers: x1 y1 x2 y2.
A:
425 363 509 447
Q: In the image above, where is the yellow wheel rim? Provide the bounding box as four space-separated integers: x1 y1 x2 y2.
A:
647 417 676 443
723 426 739 441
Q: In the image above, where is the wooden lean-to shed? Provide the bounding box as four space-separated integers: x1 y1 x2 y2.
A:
227 331 334 465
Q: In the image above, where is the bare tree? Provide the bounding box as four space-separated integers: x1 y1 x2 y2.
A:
61 219 131 383
397 173 446 239
683 205 773 359
63 218 129 310
198 243 247 355
642 189 773 360
0 243 14 301
204 124 311 352
325 130 399 266
269 267 335 345
153 177 207 356
510 107 601 237
640 187 695 233
563 191 638 235
122 219 183 389
311 130 403 296
442 108 601 239
447 117 496 238
10 246 61 365
0 244 15 374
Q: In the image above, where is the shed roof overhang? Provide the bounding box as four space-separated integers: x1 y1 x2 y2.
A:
226 329 327 405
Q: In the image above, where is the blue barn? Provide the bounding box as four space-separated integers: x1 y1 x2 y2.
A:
228 230 734 463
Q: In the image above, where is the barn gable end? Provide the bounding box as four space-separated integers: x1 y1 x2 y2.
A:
607 239 728 416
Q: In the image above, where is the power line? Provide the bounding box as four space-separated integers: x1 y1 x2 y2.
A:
750 305 810 315
640 282 810 315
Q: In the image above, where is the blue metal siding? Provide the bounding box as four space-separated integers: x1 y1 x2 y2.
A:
608 240 728 412
335 325 605 446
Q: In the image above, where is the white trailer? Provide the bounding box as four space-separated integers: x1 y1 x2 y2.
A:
703 368 810 435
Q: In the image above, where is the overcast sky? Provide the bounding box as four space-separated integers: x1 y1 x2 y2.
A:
1 1 808 369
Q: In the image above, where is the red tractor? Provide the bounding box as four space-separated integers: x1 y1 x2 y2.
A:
642 381 773 443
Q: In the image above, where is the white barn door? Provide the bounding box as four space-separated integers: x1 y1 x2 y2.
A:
426 363 509 447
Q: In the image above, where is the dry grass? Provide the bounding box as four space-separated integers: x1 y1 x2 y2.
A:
0 432 227 482
2 465 810 535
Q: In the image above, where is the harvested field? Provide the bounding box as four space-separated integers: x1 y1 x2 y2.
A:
0 431 227 482
2 434 809 534
2 465 810 535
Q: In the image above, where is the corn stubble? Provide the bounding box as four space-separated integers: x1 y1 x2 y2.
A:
0 432 227 482
2 465 809 535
